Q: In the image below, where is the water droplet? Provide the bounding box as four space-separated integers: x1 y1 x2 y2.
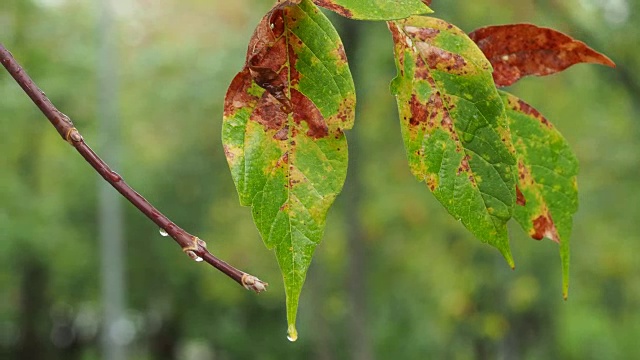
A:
286 325 298 342
159 228 168 237
185 250 203 262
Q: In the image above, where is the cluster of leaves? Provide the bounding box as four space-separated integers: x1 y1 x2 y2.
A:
222 0 614 340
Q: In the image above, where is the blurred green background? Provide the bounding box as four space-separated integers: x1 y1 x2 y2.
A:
1 0 639 359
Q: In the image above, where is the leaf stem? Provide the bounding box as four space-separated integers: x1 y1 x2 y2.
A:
0 44 267 293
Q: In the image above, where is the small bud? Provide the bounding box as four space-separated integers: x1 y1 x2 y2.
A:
241 274 268 293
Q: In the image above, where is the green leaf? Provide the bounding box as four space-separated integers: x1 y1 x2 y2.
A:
389 16 517 265
222 0 355 340
313 0 432 20
501 91 578 299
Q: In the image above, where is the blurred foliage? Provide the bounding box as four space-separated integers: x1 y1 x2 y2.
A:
1 0 639 359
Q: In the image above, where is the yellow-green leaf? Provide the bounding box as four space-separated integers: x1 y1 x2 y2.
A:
389 16 517 265
222 0 355 340
501 91 578 299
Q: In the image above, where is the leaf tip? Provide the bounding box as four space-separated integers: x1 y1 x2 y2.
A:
287 324 298 342
561 258 570 301
500 248 516 270
602 56 616 69
560 239 570 301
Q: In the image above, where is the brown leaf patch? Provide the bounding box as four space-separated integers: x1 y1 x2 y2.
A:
469 24 616 87
248 7 292 112
228 0 333 140
517 160 530 183
404 26 439 42
224 69 260 117
457 155 471 175
251 92 288 131
312 0 353 18
457 155 476 185
409 94 428 126
417 44 468 74
531 211 560 243
515 98 552 128
516 185 526 206
291 89 328 139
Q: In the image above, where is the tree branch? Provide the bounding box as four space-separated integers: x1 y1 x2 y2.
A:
0 43 267 293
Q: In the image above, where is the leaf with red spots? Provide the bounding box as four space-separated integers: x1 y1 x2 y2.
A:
501 91 578 298
389 16 518 266
469 24 616 87
313 0 431 20
222 0 355 340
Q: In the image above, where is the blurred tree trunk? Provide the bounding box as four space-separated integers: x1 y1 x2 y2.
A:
16 254 49 360
149 312 181 360
336 18 374 360
97 0 127 359
308 267 333 360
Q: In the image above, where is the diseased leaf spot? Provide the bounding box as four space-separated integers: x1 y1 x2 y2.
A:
274 125 290 140
249 65 293 113
516 185 526 206
224 69 261 117
531 212 560 243
250 92 288 131
223 145 236 162
291 89 328 139
457 155 471 175
336 96 356 124
248 7 293 113
404 26 439 42
409 94 427 126
276 152 290 169
517 160 531 183
426 175 438 191
515 99 552 128
414 56 431 80
457 155 477 186
336 43 347 63
312 0 353 18
417 43 468 74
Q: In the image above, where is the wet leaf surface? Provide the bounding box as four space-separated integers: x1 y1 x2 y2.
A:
469 24 616 87
389 16 517 265
223 0 355 340
313 0 431 20
501 91 578 298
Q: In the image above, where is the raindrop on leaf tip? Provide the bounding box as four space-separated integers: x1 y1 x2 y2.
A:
287 325 298 342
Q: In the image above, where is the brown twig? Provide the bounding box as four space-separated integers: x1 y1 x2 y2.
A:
0 44 267 293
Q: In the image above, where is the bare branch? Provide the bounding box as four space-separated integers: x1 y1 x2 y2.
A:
0 44 267 293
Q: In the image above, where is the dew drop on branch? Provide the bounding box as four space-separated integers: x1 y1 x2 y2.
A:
159 228 169 237
185 250 203 262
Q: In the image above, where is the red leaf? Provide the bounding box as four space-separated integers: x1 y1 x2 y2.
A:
469 24 615 87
